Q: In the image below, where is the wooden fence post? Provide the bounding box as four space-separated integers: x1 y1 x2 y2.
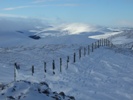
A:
79 48 81 59
105 39 107 46
103 39 105 46
101 39 102 46
14 62 20 70
106 39 108 46
14 63 16 81
104 39 106 46
88 45 90 55
92 43 94 52
66 56 69 69
44 62 46 73
60 58 62 73
32 65 34 76
108 40 110 46
104 39 105 46
98 40 100 48
110 40 112 47
110 42 114 47
102 39 104 46
100 39 101 46
93 42 95 49
84 47 86 56
52 60 55 74
74 53 76 63
95 42 97 49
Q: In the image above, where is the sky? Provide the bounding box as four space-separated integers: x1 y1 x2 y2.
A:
0 0 133 27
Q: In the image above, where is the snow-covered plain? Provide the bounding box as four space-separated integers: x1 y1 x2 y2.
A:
0 18 133 100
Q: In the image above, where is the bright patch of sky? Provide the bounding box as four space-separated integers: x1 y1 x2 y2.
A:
0 0 133 27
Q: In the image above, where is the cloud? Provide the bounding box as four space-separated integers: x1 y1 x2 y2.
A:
0 16 47 33
3 6 31 11
58 23 97 34
0 13 28 18
56 4 79 7
33 0 56 3
117 20 133 27
2 3 79 11
32 0 80 6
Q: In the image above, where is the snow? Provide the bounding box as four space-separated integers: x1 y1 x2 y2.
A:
89 31 122 39
45 47 133 100
111 36 133 44
0 19 133 100
0 80 75 100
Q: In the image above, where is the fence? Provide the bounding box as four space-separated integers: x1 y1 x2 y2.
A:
13 39 114 81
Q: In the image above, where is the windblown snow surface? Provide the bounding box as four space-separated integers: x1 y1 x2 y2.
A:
0 20 133 100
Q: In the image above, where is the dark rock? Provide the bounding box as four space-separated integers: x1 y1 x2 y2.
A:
16 31 24 33
12 86 16 92
0 83 5 90
7 96 15 100
42 89 50 96
53 91 58 95
52 96 59 100
38 88 41 93
29 35 41 40
12 88 15 91
18 95 21 99
1 93 4 95
51 95 61 100
59 92 65 99
22 80 31 84
69 96 75 100
40 82 49 87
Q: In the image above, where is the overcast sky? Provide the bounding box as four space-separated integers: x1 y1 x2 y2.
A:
0 0 133 27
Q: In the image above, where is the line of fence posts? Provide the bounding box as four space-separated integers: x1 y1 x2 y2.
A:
13 39 114 79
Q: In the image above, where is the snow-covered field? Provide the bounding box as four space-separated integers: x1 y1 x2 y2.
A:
0 19 133 100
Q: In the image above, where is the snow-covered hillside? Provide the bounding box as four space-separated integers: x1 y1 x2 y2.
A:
0 18 133 100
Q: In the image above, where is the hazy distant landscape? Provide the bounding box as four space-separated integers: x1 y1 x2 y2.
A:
0 0 133 100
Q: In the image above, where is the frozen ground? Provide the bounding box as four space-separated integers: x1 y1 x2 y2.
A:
0 22 133 100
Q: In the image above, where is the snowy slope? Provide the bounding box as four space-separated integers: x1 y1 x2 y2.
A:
0 18 133 100
109 29 133 48
45 47 133 100
1 45 133 100
0 80 75 100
